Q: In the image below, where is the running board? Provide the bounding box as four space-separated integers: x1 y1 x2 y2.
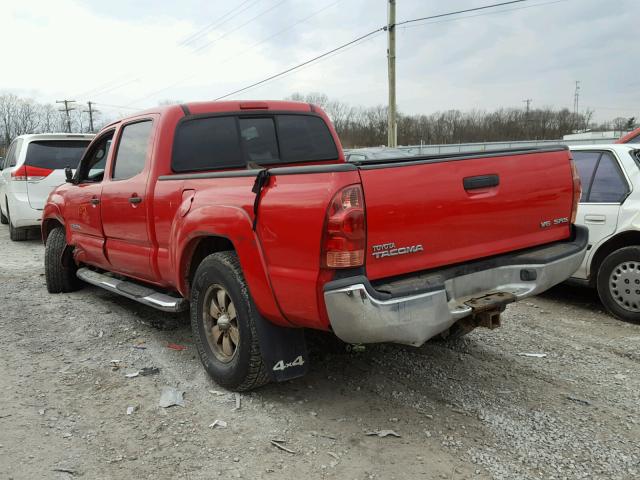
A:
76 268 188 313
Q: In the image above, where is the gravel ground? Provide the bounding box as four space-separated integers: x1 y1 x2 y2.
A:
0 226 638 480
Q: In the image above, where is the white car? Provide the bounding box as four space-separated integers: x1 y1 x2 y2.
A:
570 143 640 321
0 133 94 240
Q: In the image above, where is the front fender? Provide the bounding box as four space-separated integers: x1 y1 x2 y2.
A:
172 204 290 327
41 194 65 242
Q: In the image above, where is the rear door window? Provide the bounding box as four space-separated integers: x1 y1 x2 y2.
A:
588 152 628 203
112 120 153 180
172 116 243 172
571 150 600 201
25 140 89 170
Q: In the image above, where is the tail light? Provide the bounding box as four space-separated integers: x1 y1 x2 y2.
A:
322 184 366 268
11 165 53 181
569 158 582 224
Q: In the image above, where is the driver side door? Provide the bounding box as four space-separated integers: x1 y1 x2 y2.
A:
65 131 113 268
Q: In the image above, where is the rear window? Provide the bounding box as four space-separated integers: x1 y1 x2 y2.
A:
172 114 337 172
25 140 89 169
277 115 337 162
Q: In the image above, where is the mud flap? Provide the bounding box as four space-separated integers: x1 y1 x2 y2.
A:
254 315 308 382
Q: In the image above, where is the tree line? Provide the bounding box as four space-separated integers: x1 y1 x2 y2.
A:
288 92 637 148
0 94 104 155
1 91 636 156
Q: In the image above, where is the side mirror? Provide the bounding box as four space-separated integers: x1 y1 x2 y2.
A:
65 166 74 183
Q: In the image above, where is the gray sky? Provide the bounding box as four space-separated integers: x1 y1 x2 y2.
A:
2 0 638 123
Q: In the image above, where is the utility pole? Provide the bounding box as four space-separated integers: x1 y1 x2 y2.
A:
387 0 397 147
56 100 76 133
573 81 580 116
84 101 98 133
523 98 532 115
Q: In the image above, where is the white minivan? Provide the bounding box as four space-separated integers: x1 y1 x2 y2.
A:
0 133 94 240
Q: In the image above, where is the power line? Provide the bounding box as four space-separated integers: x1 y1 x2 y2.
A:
72 1 262 101
181 0 260 47
192 0 288 54
394 0 528 28
214 27 386 100
397 0 568 31
213 0 537 101
126 0 341 106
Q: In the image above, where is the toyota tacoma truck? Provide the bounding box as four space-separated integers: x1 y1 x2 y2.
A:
42 100 587 391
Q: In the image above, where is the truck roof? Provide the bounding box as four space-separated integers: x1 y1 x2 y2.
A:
105 100 316 129
14 133 95 142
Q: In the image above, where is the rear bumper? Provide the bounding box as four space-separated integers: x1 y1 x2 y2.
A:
8 194 41 228
323 226 588 346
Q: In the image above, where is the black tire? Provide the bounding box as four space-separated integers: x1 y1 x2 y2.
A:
190 251 270 391
45 227 82 293
0 203 7 225
7 202 28 241
597 246 640 323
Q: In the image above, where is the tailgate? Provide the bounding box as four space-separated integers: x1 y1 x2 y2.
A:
359 148 574 280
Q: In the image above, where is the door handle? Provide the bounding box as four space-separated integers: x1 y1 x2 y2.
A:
90 197 100 205
129 196 142 204
584 214 606 224
463 174 499 190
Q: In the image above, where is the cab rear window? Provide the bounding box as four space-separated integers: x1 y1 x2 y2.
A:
172 114 337 173
26 140 90 170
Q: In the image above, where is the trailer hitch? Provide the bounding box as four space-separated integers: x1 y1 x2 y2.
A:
464 291 517 330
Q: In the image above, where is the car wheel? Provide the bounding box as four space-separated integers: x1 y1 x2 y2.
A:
45 227 82 293
597 246 640 322
0 200 7 225
191 251 270 391
7 202 28 241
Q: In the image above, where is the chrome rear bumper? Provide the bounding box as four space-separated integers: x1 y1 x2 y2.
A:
323 227 588 346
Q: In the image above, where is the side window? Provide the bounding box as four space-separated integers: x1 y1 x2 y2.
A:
112 121 153 180
7 139 23 167
77 132 114 183
172 117 243 172
239 117 279 164
3 142 16 169
571 151 600 201
588 152 628 203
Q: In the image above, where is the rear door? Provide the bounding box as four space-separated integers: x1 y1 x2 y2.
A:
572 149 630 279
359 148 575 280
101 119 155 281
24 139 90 210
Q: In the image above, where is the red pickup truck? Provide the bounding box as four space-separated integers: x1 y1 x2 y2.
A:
42 100 587 391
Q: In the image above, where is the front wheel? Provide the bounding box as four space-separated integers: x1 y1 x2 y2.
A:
597 246 640 323
190 251 269 391
45 227 82 293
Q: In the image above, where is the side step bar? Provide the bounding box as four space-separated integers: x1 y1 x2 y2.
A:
77 268 189 313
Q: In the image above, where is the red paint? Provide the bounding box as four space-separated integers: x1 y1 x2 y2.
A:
617 127 640 144
43 100 576 333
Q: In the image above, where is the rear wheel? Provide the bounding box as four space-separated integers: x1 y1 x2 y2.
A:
0 200 7 225
597 246 640 322
45 227 82 293
7 202 28 241
190 251 269 391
